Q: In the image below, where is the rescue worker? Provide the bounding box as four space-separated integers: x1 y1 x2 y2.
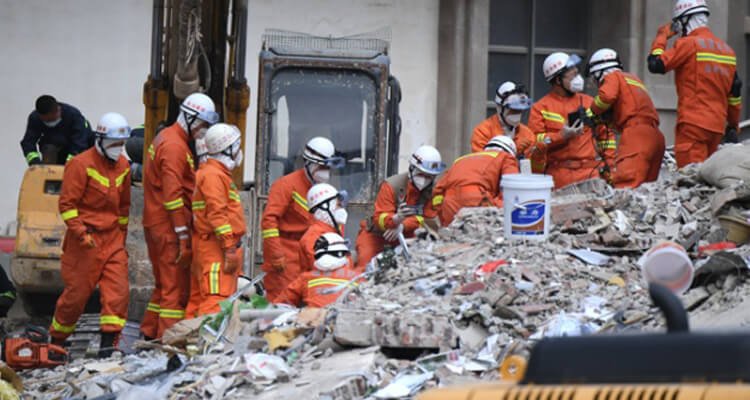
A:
51 112 131 357
354 145 445 270
261 137 343 300
276 232 361 308
528 52 616 188
0 268 17 318
471 82 536 157
586 48 666 188
141 93 219 339
185 123 246 316
647 0 741 167
432 136 519 226
298 183 349 274
21 95 93 165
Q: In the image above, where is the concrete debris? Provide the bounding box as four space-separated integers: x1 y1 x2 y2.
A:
18 167 750 398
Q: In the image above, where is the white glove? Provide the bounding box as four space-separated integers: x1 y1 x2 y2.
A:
393 203 418 224
561 119 584 139
383 223 404 242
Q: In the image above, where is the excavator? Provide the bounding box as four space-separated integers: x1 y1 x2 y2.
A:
10 0 400 316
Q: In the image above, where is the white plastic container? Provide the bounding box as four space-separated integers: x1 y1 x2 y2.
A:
501 173 554 241
638 241 694 295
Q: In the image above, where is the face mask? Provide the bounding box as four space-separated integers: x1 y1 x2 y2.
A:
314 208 335 227
314 254 348 271
503 112 522 127
333 208 348 225
568 74 585 93
312 167 330 183
43 118 62 128
233 150 243 168
105 145 124 161
412 175 432 191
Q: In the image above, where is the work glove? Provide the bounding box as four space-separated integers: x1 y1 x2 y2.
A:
657 22 677 39
561 119 584 140
383 223 404 243
393 203 418 225
723 126 739 144
270 256 286 272
81 233 96 248
175 236 192 269
515 137 533 154
223 247 241 274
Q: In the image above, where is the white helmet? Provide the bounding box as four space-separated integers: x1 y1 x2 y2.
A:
543 52 582 82
410 145 446 176
494 81 533 111
313 232 350 271
307 183 341 212
485 135 517 157
180 93 220 125
586 48 623 79
95 112 131 140
673 0 709 20
204 123 241 154
303 137 344 168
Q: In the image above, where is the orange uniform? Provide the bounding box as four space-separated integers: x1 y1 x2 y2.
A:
261 169 313 300
141 123 195 338
185 159 247 316
298 220 342 275
649 26 741 167
590 70 666 188
355 173 437 270
275 267 361 308
470 115 537 157
51 148 130 341
431 151 519 226
528 92 616 188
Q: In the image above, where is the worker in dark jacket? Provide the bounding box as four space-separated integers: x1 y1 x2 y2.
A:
21 95 93 165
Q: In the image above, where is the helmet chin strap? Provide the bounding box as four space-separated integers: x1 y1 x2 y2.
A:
304 162 316 183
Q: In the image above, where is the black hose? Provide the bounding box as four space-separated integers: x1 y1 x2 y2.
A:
649 283 689 333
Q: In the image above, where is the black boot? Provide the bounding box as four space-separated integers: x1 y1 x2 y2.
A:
98 332 118 358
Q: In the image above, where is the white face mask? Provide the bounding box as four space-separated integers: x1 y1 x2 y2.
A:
503 112 522 128
314 254 348 271
312 167 330 183
233 150 243 168
43 118 62 128
105 145 124 161
333 208 348 225
568 74 585 93
412 175 432 191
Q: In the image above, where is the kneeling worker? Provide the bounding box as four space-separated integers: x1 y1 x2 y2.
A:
297 183 349 275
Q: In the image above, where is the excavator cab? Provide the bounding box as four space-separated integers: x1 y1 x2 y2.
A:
250 29 401 270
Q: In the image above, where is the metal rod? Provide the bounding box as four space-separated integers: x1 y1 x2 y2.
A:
232 0 248 80
150 0 165 79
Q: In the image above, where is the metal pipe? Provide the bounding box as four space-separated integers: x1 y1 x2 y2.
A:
232 0 248 80
149 0 165 79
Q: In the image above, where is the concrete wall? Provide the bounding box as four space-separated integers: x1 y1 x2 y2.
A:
0 0 439 227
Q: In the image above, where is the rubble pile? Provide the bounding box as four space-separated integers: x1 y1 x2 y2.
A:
16 168 750 399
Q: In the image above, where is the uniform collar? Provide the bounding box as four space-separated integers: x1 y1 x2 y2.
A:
205 158 230 174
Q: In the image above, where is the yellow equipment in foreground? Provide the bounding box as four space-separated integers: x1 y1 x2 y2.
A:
10 165 66 312
419 284 750 400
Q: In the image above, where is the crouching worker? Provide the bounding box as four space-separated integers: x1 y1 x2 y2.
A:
297 183 349 275
276 233 360 308
51 113 131 357
185 123 246 317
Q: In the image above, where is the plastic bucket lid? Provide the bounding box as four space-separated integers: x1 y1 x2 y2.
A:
638 242 694 295
501 174 554 190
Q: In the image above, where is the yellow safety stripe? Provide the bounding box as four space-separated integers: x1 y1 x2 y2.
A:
163 198 184 211
186 153 195 169
146 303 160 313
100 315 126 327
598 140 617 150
378 213 389 231
624 78 648 92
454 151 500 164
541 110 565 123
307 278 359 288
593 96 611 110
262 228 279 239
26 151 42 163
229 190 241 202
729 96 742 106
0 291 15 300
192 200 206 211
118 216 129 225
651 48 664 56
415 215 424 226
432 195 444 207
51 317 76 334
696 52 736 66
291 191 309 211
86 168 110 188
209 263 221 294
115 168 130 187
148 144 155 160
536 133 547 143
61 209 79 221
159 308 186 319
214 224 233 235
